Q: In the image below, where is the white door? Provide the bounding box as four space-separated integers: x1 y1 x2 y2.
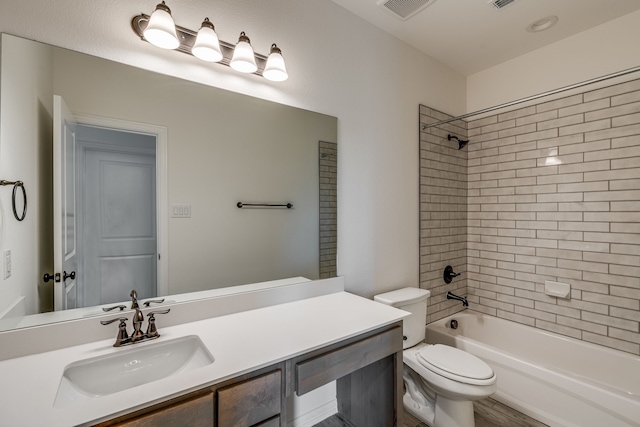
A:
53 95 78 310
81 143 157 306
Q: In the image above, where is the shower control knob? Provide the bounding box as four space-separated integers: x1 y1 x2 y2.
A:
443 265 461 284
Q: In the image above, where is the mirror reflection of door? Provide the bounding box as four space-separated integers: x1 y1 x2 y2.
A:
53 95 79 310
53 96 158 310
78 125 157 307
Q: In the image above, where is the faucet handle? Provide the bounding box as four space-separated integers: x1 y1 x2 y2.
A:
143 298 165 307
100 317 128 325
102 304 127 312
146 309 171 339
443 265 461 284
148 309 170 317
100 317 130 347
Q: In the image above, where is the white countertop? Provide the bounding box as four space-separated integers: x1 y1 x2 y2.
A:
0 291 407 426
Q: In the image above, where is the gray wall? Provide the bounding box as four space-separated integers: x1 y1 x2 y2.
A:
0 36 53 317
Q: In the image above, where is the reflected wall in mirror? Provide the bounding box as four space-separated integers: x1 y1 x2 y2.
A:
0 33 337 332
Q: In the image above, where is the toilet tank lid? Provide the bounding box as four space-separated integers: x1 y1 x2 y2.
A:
374 287 431 307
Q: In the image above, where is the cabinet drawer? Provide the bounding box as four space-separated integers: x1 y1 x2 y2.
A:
217 369 282 427
295 325 402 395
98 391 214 427
254 415 280 427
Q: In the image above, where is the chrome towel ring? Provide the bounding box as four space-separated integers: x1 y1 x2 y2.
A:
0 180 27 221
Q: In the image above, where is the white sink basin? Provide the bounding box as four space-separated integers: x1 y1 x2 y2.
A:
54 335 214 407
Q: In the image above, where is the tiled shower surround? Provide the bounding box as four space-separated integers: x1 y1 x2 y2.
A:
319 141 338 279
419 108 468 323
420 78 640 355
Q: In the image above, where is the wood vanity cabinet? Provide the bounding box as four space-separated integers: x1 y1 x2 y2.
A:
94 364 285 427
291 322 403 427
95 321 403 427
94 389 215 427
215 367 284 427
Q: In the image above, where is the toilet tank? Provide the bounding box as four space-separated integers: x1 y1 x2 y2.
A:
374 287 430 349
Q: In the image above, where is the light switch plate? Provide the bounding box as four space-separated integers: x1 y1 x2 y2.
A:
171 204 191 218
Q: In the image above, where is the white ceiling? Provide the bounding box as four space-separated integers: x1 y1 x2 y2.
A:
331 0 640 76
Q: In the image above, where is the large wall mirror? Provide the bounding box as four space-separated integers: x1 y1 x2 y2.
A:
0 33 337 332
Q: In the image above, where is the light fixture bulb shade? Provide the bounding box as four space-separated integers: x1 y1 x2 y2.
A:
192 19 223 62
263 44 288 82
144 2 180 49
230 32 257 74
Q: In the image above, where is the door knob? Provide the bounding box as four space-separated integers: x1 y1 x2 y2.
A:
43 273 61 283
63 271 76 281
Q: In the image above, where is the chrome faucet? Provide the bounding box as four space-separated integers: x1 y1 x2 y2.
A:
101 289 170 347
447 291 468 307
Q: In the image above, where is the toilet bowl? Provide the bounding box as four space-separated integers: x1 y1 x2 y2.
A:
374 287 496 427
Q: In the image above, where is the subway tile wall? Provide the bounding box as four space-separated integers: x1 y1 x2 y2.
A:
419 106 468 323
465 78 640 355
319 141 337 279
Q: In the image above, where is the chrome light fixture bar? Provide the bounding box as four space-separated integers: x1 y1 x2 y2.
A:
131 4 288 82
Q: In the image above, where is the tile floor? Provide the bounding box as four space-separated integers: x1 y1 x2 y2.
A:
401 398 549 427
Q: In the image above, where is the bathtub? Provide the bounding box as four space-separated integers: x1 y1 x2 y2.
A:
425 312 640 427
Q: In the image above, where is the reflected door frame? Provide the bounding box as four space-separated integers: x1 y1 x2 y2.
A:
73 113 169 298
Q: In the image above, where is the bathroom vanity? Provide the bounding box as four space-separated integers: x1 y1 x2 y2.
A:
0 279 408 426
97 322 401 427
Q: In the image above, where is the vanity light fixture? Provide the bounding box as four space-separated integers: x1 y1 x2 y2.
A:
263 44 288 82
132 2 288 81
191 18 223 62
230 32 258 73
143 1 180 49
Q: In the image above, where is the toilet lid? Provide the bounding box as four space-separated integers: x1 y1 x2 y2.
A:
417 344 493 381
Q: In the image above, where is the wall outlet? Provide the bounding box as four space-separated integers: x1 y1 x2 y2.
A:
4 250 11 279
171 204 191 218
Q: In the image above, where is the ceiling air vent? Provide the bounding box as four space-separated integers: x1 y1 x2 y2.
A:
378 0 437 21
488 0 519 9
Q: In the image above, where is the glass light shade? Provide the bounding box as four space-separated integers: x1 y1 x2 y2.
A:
230 32 257 74
192 18 223 62
263 44 288 82
144 2 180 49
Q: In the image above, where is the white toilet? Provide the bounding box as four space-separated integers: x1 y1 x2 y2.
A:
374 287 496 427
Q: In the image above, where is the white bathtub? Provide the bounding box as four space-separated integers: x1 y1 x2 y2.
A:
425 312 640 427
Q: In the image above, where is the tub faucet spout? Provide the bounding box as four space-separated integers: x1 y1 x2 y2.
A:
447 291 468 307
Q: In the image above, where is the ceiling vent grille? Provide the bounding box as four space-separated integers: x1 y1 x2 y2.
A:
489 0 518 9
378 0 437 21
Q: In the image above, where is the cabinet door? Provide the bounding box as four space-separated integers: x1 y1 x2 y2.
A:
217 369 282 427
253 416 280 427
295 324 402 395
97 391 214 427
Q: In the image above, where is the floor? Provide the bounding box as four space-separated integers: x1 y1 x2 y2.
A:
316 397 549 427
401 398 549 427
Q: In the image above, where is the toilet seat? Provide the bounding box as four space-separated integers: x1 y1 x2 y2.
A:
417 344 495 386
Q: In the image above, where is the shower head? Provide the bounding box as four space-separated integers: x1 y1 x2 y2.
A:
448 134 469 150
